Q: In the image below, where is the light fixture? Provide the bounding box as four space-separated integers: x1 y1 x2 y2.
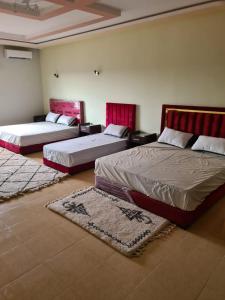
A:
12 0 40 16
54 73 59 78
94 70 100 76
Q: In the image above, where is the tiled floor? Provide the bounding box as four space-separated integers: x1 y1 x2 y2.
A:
0 152 225 300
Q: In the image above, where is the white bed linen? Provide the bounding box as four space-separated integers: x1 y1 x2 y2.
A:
95 142 225 211
0 122 79 146
43 133 127 167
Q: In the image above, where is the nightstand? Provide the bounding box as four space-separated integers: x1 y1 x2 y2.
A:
33 114 46 122
80 123 102 136
129 131 157 147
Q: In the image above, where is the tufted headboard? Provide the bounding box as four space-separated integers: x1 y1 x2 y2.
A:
50 99 84 124
161 104 225 138
106 102 136 131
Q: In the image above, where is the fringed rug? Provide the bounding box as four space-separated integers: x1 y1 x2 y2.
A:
47 186 175 256
0 147 67 201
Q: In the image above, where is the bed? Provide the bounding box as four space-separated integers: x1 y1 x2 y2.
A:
43 102 136 174
95 104 225 227
0 99 84 154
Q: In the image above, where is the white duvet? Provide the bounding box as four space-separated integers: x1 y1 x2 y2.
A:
0 122 79 146
43 133 127 167
95 142 225 211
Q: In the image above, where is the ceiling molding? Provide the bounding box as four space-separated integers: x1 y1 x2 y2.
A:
0 0 223 48
0 0 120 20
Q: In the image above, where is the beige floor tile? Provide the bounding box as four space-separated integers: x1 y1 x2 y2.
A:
0 201 22 215
0 227 21 256
0 206 37 227
24 225 79 262
77 234 115 260
0 220 9 231
53 287 81 300
125 237 225 300
0 261 16 289
56 218 88 241
197 287 225 300
46 242 102 287
201 255 225 297
9 216 55 243
189 198 225 241
1 281 27 300
0 291 5 300
73 264 134 300
125 268 174 300
0 244 40 288
104 236 171 286
1 264 63 300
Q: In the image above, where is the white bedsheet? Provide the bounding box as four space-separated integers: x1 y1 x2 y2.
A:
43 133 127 167
0 122 79 146
95 142 225 211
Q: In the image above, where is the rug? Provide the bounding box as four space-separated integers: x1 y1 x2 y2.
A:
47 186 175 256
0 147 67 201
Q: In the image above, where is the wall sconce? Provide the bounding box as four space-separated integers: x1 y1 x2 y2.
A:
54 73 59 78
94 70 100 76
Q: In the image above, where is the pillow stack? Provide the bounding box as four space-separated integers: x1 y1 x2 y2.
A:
45 112 77 126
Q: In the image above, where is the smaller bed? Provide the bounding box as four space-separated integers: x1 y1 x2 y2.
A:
0 99 84 154
43 102 136 174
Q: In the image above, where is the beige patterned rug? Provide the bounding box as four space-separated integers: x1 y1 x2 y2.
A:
47 186 175 256
0 147 67 201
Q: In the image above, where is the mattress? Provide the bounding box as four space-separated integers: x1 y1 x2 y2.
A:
43 133 127 167
95 142 225 211
0 122 79 146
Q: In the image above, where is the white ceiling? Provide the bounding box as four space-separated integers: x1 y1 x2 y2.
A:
0 0 223 48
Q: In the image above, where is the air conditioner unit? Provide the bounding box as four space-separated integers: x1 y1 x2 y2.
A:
4 49 33 60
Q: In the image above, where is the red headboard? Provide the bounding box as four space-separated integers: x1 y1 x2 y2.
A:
161 104 225 138
50 99 84 124
106 102 136 131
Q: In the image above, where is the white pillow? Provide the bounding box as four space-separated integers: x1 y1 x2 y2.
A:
104 124 128 138
45 112 60 123
192 136 225 155
57 115 77 126
158 127 193 148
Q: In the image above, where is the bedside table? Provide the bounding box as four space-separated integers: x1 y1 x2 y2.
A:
129 131 157 147
80 123 102 136
33 114 46 122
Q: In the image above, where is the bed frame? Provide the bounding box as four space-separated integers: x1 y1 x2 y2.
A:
0 99 84 154
96 104 225 228
43 102 136 174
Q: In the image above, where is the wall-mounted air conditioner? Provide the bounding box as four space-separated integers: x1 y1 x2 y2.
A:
4 49 33 60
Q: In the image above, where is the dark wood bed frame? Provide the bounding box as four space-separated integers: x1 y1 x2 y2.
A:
96 104 225 228
0 99 84 154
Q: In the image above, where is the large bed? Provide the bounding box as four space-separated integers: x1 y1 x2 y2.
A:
0 99 84 154
95 104 225 227
43 102 136 174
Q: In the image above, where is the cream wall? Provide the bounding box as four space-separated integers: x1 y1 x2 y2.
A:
0 47 43 125
40 7 225 133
